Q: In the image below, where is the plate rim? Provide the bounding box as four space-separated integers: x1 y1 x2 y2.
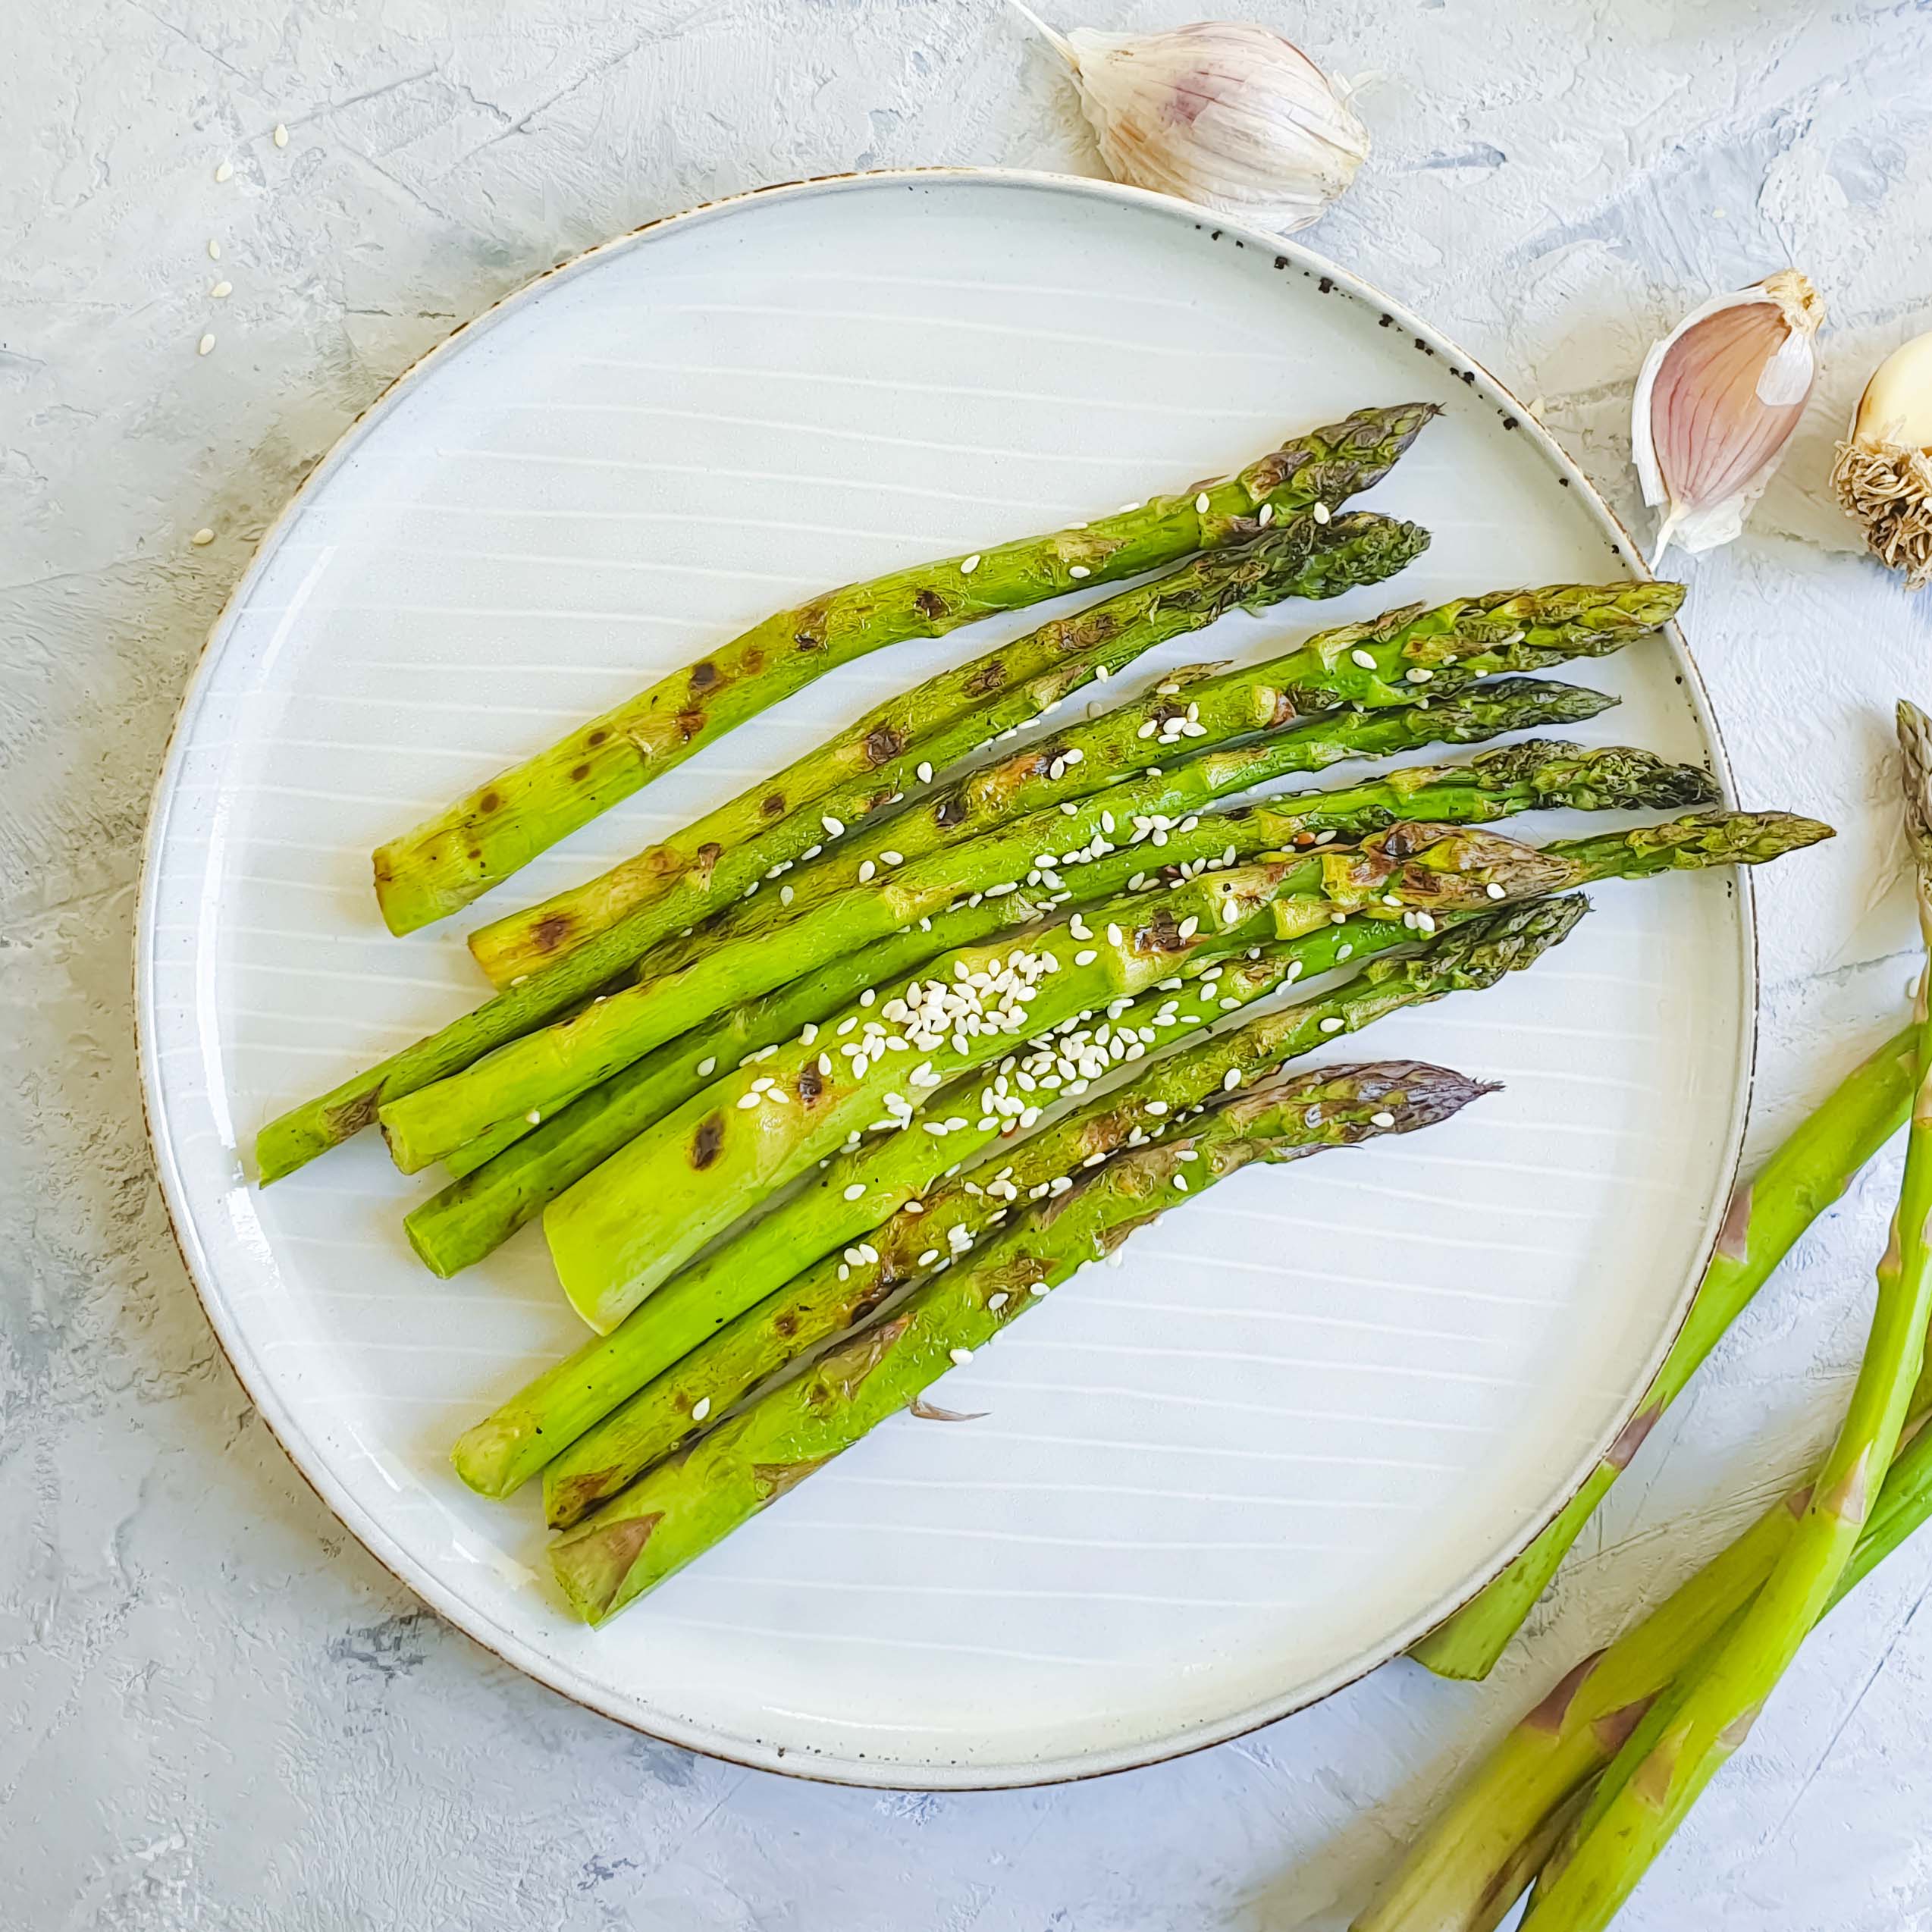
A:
134 165 1758 1790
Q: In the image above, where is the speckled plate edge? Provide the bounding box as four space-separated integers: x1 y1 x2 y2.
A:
133 167 1758 1790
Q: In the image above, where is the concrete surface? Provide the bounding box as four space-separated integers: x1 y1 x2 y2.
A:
6 1 1932 1925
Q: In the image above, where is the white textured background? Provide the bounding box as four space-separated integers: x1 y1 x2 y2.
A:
7 2 1932 1926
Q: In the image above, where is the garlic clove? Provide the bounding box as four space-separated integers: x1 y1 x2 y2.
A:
1011 11 1368 234
1630 269 1824 566
1831 328 1932 590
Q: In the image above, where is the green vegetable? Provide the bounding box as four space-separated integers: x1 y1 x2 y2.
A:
422 676 1620 1207
372 404 1438 934
621 579 1689 981
548 1059 1498 1625
467 508 1426 986
1512 711 1932 1930
538 818 1609 1335
1412 1022 1917 1680
541 896 1588 1528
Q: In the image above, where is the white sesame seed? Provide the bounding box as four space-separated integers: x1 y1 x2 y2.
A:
1313 501 1331 524
916 761 934 784
691 1396 711 1422
858 860 876 883
950 1347 974 1366
1178 916 1199 940
842 1183 866 1200
882 851 903 866
525 1110 541 1125
211 280 233 300
1407 667 1434 684
214 158 234 182
1258 502 1275 525
736 1091 761 1108
1371 1111 1397 1128
274 123 289 147
1068 564 1091 579
1350 648 1376 670
197 333 216 356
1320 1017 1345 1033
988 1291 1010 1310
1029 1281 1050 1297
1137 720 1159 739
780 885 794 905
1174 1174 1190 1191
1223 1068 1243 1091
207 239 221 260
1486 882 1507 900
1064 748 1083 765
961 554 982 575
190 527 215 547
1074 949 1097 966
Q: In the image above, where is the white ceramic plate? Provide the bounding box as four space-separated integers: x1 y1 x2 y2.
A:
139 171 1754 1789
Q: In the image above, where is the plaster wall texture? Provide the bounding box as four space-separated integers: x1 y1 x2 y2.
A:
5 2 1932 1926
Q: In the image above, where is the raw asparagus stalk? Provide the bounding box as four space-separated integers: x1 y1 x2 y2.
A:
1512 712 1932 1931
546 809 1824 1338
619 579 1689 980
549 1060 1498 1626
377 732 1711 1175
541 819 1599 1344
427 677 1620 1190
1351 1482 1811 1932
467 509 1428 986
1411 1021 1918 1681
372 403 1439 933
541 896 1589 1527
1368 1390 1932 1932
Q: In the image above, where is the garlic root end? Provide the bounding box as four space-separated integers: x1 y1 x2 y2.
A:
1832 437 1932 590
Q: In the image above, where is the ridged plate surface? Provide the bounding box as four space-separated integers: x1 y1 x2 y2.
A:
138 171 1752 1787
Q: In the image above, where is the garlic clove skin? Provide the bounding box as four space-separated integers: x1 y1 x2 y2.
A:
1630 269 1824 566
1830 328 1932 590
1017 14 1368 234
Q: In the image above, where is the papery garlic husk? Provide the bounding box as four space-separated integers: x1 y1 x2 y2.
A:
1631 269 1824 566
1015 11 1368 234
1831 330 1932 590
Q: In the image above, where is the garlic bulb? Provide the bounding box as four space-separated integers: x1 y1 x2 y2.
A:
1630 270 1824 566
1011 10 1368 234
1831 330 1932 589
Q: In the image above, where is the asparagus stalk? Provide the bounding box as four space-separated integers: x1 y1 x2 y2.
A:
513 745 1696 1399
547 808 1824 1339
616 579 1689 983
256 532 1438 1186
467 509 1427 986
453 903 1438 1499
1512 712 1932 1931
256 562 1676 1185
409 904 1065 1274
424 678 1620 1193
1369 1388 1932 1932
1411 1021 1918 1681
372 404 1438 934
454 807 1824 1502
548 1060 1498 1626
377 729 1711 1176
538 814 1615 1335
540 897 1589 1528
